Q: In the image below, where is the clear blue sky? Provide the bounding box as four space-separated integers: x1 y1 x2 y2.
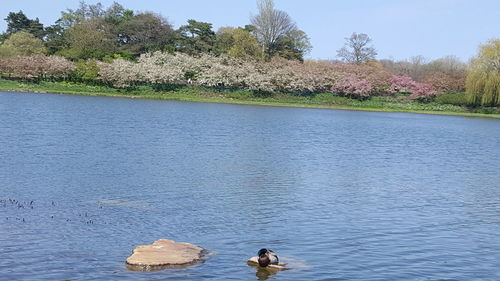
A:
1 0 499 62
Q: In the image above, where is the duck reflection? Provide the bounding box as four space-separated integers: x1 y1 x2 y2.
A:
255 265 281 280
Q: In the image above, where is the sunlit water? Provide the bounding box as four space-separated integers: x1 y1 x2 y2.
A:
1 91 499 280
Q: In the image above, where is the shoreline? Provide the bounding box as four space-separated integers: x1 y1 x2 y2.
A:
1 80 499 119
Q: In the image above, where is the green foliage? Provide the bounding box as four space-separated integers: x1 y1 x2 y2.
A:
0 45 16 58
0 31 46 57
214 27 262 59
47 1 142 59
312 93 344 104
469 107 500 114
225 89 254 99
275 30 312 61
435 92 469 106
4 10 45 39
177 19 216 55
57 1 105 29
214 27 236 55
183 70 198 80
104 2 133 25
102 51 135 63
228 28 262 59
73 59 100 81
149 83 186 92
466 39 500 106
252 90 275 98
44 24 67 55
0 33 7 44
59 18 117 60
243 25 256 33
2 1 309 61
117 12 175 54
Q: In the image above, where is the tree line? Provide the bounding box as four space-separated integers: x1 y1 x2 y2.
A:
0 0 311 61
0 0 498 106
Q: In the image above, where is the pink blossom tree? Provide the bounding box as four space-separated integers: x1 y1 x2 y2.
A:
388 75 437 101
331 76 373 99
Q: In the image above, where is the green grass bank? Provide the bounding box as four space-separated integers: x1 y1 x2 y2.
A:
1 78 499 118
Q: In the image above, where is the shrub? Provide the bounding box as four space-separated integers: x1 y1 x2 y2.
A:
0 31 46 57
74 59 100 81
435 92 469 105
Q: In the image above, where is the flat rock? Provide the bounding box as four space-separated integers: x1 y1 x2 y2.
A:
126 239 206 271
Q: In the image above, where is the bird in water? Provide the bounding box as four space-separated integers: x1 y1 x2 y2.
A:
247 248 288 270
257 248 279 267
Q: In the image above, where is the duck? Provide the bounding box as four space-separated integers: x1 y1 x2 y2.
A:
248 248 283 268
257 248 279 267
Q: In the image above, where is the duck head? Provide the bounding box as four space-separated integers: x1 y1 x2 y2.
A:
257 248 273 267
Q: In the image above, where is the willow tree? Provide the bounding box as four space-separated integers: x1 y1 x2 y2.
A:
466 39 500 106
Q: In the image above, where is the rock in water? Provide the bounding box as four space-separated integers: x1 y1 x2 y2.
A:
126 239 206 271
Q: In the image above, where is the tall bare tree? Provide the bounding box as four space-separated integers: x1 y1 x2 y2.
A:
337 32 377 64
251 0 297 58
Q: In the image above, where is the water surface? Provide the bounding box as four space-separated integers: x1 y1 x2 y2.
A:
1 91 499 280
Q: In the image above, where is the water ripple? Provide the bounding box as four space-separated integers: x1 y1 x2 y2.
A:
1 92 499 280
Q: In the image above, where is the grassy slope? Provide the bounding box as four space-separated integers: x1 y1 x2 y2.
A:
1 79 499 118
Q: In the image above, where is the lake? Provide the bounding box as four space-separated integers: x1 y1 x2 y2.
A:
0 91 499 280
